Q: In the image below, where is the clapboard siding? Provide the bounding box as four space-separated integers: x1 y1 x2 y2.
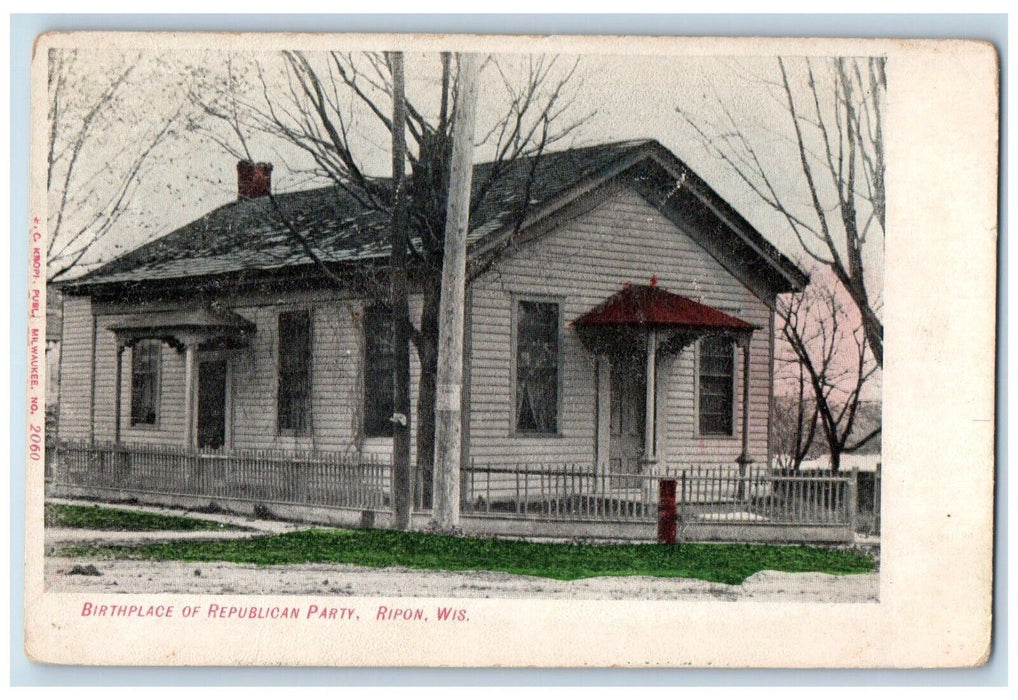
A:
92 325 116 441
75 291 422 456
56 296 93 439
466 183 773 469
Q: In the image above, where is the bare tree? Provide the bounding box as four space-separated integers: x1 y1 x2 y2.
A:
777 273 881 472
190 51 590 506
677 56 885 366
47 49 185 283
771 365 819 471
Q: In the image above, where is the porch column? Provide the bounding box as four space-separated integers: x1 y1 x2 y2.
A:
596 356 611 470
736 334 753 465
114 341 127 445
644 328 658 463
183 343 197 450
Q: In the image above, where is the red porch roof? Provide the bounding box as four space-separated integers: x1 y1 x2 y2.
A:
573 283 756 331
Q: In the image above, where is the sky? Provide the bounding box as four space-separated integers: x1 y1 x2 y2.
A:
47 47 883 399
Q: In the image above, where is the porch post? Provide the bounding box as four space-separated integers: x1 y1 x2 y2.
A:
644 327 658 463
596 355 611 470
736 334 753 465
114 341 126 445
183 343 197 451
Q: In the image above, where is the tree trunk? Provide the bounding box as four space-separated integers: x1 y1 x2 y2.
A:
859 303 884 368
415 273 441 509
830 450 841 474
388 52 412 531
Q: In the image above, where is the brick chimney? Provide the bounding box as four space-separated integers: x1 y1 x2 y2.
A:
237 161 273 199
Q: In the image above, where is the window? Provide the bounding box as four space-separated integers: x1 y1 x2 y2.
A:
515 300 560 435
277 310 312 434
698 336 734 436
130 339 161 426
363 306 394 438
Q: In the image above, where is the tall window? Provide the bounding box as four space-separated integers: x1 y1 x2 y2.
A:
363 306 394 438
130 339 161 426
515 300 559 434
698 336 734 436
278 310 312 434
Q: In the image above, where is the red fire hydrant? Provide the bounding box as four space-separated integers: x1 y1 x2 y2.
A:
658 479 677 544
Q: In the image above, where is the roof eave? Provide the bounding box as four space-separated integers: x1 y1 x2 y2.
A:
641 144 809 294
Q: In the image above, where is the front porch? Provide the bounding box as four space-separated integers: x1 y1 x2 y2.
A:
47 440 859 543
574 282 760 483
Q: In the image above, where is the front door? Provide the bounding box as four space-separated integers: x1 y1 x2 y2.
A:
609 355 645 484
197 357 228 450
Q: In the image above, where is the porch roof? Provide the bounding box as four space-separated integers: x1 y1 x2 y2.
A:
107 307 256 348
572 282 758 332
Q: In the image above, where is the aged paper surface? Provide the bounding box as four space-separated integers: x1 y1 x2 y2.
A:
24 32 997 667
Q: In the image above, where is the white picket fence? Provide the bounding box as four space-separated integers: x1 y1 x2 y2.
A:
48 440 859 534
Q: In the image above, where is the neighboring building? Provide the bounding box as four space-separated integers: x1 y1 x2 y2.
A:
53 140 812 534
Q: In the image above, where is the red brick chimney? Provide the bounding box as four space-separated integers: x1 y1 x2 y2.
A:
237 161 273 199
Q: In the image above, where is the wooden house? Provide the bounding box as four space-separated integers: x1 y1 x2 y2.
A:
53 140 815 533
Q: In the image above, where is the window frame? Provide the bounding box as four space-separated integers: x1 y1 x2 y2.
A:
129 338 162 429
510 294 565 438
276 307 314 437
696 334 737 438
362 304 395 439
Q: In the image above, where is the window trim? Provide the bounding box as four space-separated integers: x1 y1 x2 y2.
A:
695 334 737 438
510 294 565 438
129 339 162 429
276 307 314 437
362 304 395 439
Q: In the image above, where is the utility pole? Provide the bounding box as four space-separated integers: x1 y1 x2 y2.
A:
433 53 480 531
388 51 412 530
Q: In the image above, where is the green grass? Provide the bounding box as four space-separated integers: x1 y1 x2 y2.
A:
56 528 873 585
45 503 246 532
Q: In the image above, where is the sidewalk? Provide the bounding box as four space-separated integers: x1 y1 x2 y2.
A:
45 497 308 548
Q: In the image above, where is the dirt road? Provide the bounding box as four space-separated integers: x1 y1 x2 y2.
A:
45 556 878 602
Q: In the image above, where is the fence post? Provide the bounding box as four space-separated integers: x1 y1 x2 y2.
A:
848 466 859 536
658 479 677 544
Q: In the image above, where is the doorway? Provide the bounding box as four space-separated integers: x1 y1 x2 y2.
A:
609 354 646 484
197 357 228 450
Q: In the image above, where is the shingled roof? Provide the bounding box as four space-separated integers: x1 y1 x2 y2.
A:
64 139 806 293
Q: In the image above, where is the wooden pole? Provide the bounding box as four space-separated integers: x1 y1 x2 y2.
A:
433 52 480 531
388 51 413 531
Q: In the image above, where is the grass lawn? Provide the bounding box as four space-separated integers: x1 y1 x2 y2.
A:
57 528 874 585
45 503 247 532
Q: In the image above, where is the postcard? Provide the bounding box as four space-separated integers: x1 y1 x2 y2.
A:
24 32 997 667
